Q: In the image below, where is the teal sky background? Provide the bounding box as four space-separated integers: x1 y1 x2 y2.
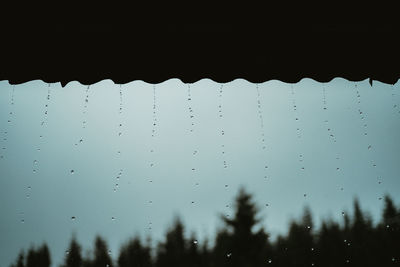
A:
0 78 399 267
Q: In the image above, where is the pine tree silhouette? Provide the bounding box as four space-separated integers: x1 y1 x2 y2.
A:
62 235 83 267
26 244 51 267
118 237 152 267
213 187 271 267
156 217 188 267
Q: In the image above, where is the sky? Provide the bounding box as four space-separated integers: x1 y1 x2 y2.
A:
0 78 400 267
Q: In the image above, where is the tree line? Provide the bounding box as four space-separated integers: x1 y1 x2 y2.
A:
10 188 400 267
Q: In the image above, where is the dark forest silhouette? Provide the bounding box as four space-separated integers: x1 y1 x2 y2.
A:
10 188 400 267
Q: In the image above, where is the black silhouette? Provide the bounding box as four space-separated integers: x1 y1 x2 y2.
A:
9 188 400 267
61 235 83 267
118 237 152 267
10 244 51 267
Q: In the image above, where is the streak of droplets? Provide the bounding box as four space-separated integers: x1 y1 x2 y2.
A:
354 83 382 189
391 84 400 115
321 83 342 188
290 84 307 197
187 83 200 191
113 85 124 193
74 85 91 147
147 84 158 233
32 84 52 175
256 84 269 181
0 84 15 160
218 84 228 170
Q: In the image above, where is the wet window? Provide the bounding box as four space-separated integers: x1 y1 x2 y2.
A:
1 79 399 267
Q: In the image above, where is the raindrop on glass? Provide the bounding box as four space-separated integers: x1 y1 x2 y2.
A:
71 216 76 221
70 170 74 174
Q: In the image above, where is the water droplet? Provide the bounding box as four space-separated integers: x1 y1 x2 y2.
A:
33 160 38 164
225 184 228 188
111 217 115 221
304 194 307 197
368 145 372 149
70 170 74 174
265 203 269 207
342 211 345 216
193 239 198 244
226 253 232 258
71 216 76 221
311 247 314 251
392 257 396 262
21 219 25 223
268 259 272 264
336 167 340 171
191 201 195 204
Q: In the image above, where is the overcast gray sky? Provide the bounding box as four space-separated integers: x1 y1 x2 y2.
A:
1 78 399 267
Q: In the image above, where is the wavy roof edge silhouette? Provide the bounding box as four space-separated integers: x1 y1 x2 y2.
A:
1 4 399 86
